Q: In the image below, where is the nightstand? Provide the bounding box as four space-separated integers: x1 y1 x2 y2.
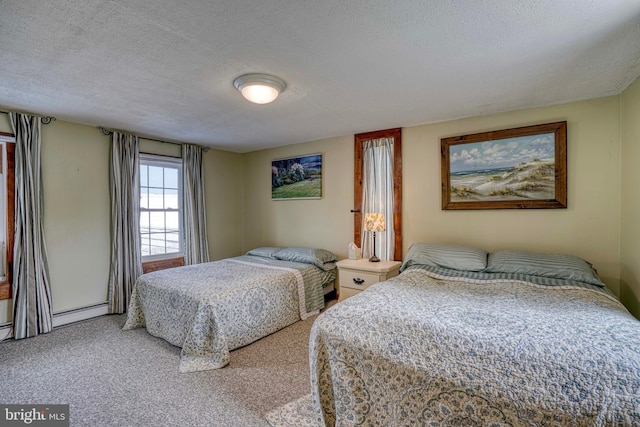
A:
337 258 402 301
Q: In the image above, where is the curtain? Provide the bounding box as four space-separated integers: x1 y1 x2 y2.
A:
9 112 53 339
182 144 210 265
360 138 394 261
108 132 142 314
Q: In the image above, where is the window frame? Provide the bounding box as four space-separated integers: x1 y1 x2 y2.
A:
139 153 184 262
0 132 15 300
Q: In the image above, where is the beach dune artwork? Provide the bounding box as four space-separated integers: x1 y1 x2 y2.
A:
449 133 555 202
441 121 567 210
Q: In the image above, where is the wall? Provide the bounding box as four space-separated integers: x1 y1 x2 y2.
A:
0 117 243 324
404 97 621 294
203 147 244 260
242 136 353 258
41 121 112 315
620 75 640 318
243 96 624 299
0 92 633 323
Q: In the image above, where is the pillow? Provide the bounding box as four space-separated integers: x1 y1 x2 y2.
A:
400 242 488 272
403 263 608 290
484 250 605 287
245 247 284 259
274 247 337 271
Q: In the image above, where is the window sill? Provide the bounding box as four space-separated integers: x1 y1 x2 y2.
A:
0 282 10 300
142 257 185 274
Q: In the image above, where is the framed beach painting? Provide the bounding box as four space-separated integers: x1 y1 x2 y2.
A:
441 121 567 210
272 153 322 200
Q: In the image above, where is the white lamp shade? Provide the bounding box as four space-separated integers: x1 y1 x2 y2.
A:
364 213 386 232
233 73 286 104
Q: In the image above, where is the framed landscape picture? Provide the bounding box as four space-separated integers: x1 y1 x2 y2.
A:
441 121 567 210
272 153 322 200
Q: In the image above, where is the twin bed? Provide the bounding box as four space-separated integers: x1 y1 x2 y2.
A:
310 243 640 426
123 246 336 372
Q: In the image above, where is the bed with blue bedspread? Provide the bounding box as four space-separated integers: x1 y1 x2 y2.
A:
310 243 640 426
124 247 336 372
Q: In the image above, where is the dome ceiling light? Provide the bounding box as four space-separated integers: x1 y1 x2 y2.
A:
233 73 286 104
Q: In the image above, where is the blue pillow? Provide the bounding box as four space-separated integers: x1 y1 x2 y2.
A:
400 242 488 272
245 247 284 259
274 247 337 271
485 250 605 287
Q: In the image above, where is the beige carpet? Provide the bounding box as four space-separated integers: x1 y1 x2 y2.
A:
0 298 338 426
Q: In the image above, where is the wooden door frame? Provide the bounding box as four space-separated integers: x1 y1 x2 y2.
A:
354 128 402 261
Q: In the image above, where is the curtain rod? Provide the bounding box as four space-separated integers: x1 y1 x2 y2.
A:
0 109 56 124
98 127 209 152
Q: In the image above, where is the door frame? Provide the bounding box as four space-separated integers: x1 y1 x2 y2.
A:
354 128 402 261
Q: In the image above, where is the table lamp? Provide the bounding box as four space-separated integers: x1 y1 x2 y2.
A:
364 212 385 262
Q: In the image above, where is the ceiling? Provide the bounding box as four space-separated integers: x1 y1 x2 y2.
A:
1 1 639 153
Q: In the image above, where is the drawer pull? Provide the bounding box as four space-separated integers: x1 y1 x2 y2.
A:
353 277 365 285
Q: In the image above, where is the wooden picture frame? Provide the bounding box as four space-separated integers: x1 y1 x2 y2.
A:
272 153 322 200
441 121 567 210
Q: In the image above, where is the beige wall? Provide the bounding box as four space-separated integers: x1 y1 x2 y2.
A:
242 96 624 300
404 97 621 294
41 121 112 314
204 148 244 260
620 75 640 318
242 136 353 258
0 118 242 324
0 118 111 324
0 89 636 323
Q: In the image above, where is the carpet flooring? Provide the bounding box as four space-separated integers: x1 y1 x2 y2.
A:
0 303 334 427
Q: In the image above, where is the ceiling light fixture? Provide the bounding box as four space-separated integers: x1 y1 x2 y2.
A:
233 73 286 104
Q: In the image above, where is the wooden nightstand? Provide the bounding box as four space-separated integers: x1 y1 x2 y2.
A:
337 258 402 301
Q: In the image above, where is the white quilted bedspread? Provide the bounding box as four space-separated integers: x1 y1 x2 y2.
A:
310 268 640 426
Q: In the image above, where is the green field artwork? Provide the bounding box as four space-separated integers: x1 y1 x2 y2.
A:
272 154 322 199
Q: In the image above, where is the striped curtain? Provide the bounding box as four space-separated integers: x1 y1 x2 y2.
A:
182 144 209 265
9 112 53 339
108 132 142 314
361 138 395 261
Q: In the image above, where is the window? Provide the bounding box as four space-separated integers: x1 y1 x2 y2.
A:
0 132 15 300
139 154 182 261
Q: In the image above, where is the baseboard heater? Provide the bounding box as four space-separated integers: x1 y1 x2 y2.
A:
0 302 109 341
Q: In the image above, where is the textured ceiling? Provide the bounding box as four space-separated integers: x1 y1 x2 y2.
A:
1 1 639 153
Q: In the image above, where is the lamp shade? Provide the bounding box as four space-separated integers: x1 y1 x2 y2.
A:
364 213 385 232
233 73 286 104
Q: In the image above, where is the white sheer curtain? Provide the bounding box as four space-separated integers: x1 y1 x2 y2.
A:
10 112 53 339
360 138 394 261
108 132 142 314
182 144 209 265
